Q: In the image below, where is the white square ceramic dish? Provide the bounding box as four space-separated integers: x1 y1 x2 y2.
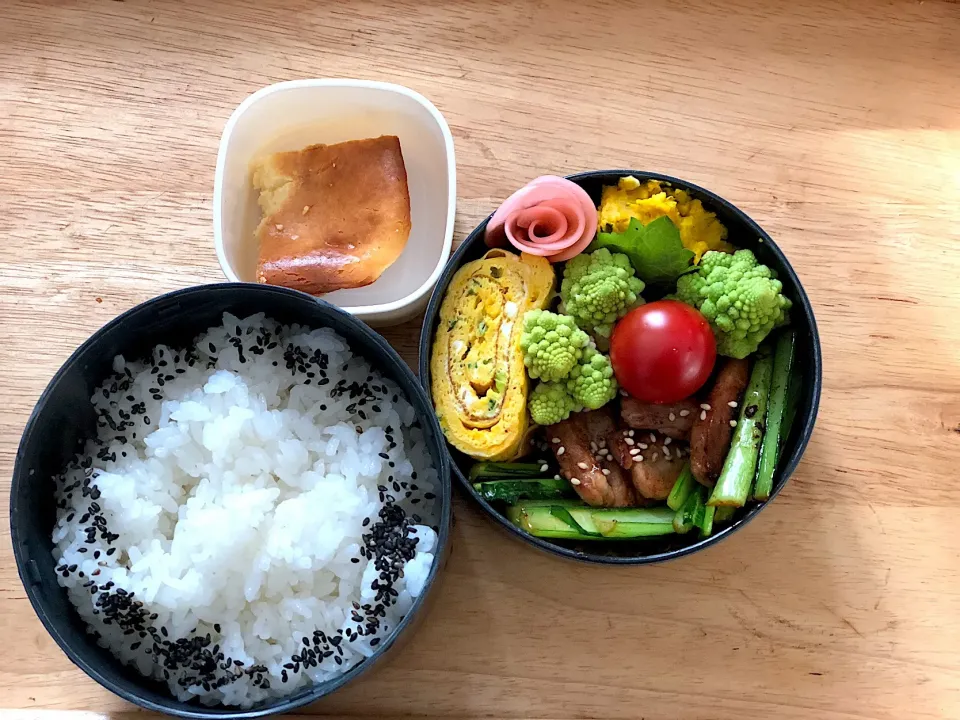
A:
213 79 456 325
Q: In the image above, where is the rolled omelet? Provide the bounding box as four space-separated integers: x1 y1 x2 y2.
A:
431 249 554 461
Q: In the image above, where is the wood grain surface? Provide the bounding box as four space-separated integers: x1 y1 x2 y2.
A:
2 0 959 718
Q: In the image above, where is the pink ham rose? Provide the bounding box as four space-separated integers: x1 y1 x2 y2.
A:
484 176 597 262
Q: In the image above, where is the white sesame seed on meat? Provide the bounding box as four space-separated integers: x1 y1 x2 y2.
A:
730 419 738 427
577 462 589 470
601 468 611 476
628 430 635 437
649 433 657 443
664 437 672 445
700 403 712 411
624 437 635 446
679 409 690 417
551 437 560 443
700 410 707 420
638 443 648 449
728 401 738 408
635 455 644 462
570 478 581 486
557 446 565 456
663 446 672 458
540 464 549 472
668 412 676 421
629 448 640 456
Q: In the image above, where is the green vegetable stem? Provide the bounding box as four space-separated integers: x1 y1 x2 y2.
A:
673 486 705 533
472 478 573 504
667 463 697 511
699 504 716 537
708 346 773 507
713 506 736 525
468 462 545 482
507 500 676 540
753 330 796 501
780 365 803 452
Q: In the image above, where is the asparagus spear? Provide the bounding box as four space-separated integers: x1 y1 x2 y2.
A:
754 331 796 501
472 478 573 503
507 500 676 540
708 346 773 507
469 461 546 482
667 463 697 511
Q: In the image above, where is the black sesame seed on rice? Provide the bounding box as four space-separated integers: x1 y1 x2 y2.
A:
50 318 437 700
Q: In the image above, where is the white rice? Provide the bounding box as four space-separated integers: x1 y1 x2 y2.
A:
51 313 438 707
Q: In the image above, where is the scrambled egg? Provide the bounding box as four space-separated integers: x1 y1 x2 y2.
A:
598 176 733 262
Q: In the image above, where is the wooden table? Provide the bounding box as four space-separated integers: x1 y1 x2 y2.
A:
2 0 959 718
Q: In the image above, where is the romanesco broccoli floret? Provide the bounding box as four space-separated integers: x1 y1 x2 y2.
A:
674 249 792 359
560 249 645 338
566 346 617 409
519 309 591 382
528 381 582 426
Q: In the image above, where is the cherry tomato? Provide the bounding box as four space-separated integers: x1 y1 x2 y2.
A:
610 300 716 404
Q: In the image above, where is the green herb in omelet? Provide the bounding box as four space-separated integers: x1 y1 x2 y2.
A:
590 216 694 286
